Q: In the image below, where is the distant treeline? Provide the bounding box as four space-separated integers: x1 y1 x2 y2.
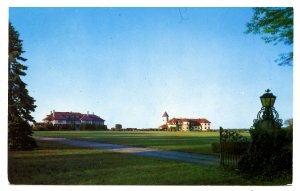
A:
111 128 222 132
209 129 250 133
111 128 162 131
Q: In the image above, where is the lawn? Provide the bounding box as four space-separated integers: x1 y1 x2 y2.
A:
34 131 248 155
8 139 287 185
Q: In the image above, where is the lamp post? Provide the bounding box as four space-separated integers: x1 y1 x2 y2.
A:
253 89 282 129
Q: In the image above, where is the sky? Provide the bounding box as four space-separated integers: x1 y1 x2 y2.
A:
9 7 293 129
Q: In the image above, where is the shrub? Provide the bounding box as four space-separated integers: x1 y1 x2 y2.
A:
238 127 292 181
57 124 76 131
34 123 76 131
33 123 56 131
115 124 122 131
220 128 248 142
33 124 47 131
80 124 107 131
8 121 37 150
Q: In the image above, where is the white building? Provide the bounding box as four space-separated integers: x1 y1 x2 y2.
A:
160 111 211 131
43 110 105 128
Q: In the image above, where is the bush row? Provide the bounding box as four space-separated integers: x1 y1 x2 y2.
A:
80 123 107 131
33 123 107 131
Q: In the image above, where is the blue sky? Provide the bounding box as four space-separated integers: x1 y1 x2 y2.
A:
9 7 293 129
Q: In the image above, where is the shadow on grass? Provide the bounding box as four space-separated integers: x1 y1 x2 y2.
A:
8 145 216 185
8 140 290 185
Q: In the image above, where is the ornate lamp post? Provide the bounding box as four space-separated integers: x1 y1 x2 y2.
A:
253 89 282 129
238 90 292 180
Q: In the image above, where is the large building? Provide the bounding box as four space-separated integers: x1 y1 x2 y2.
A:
160 111 211 131
43 110 105 128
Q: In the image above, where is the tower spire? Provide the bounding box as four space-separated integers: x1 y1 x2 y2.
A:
162 111 169 124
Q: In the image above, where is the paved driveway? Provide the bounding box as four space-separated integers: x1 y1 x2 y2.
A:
33 136 219 165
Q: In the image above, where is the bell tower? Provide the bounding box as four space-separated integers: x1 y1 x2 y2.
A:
162 111 169 124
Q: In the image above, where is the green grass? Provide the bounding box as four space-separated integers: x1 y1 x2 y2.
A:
8 140 288 185
34 131 247 155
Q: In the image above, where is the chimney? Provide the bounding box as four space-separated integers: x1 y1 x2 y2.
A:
53 110 55 117
87 111 89 116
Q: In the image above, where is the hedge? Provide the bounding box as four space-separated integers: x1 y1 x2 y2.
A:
33 123 107 131
80 124 107 131
238 127 292 180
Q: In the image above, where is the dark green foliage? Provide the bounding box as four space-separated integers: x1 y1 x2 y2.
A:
115 124 122 130
57 124 76 131
125 128 138 131
246 8 293 45
80 123 107 131
246 8 293 66
9 120 37 150
8 22 37 150
284 118 293 129
34 123 107 131
220 129 248 142
238 127 292 181
219 128 250 167
33 123 75 131
33 123 54 131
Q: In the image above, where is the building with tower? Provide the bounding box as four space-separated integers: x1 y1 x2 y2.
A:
160 111 211 131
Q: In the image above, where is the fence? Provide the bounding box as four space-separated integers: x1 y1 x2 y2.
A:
219 127 249 168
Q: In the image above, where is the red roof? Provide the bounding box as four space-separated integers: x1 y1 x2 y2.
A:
80 115 93 121
54 114 65 120
43 115 53 121
198 118 211 123
167 118 182 125
80 114 104 122
43 111 104 122
160 124 168 129
167 118 210 125
162 112 169 117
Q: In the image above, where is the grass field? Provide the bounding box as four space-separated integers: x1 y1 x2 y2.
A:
8 139 288 185
34 131 249 155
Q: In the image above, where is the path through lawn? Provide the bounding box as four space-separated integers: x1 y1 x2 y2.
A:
33 136 219 165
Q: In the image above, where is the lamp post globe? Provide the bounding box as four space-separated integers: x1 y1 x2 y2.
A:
260 89 276 107
253 89 282 129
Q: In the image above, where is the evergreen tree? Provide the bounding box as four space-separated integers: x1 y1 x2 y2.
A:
8 22 37 150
